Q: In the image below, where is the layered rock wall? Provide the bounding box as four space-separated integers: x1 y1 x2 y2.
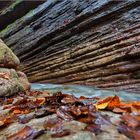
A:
0 0 140 93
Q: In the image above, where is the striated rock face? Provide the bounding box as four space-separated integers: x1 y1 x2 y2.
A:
0 39 30 96
0 0 140 93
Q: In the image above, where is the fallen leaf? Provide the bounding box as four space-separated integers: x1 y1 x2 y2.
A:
13 109 21 114
84 124 102 135
117 106 131 113
12 107 29 115
95 96 113 110
7 126 33 140
61 95 77 104
43 117 63 131
120 114 140 129
113 107 127 114
107 95 121 110
0 116 14 128
132 103 140 115
77 116 94 124
70 106 82 116
118 123 140 140
56 106 73 120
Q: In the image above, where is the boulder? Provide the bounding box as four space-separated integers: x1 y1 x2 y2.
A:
17 71 30 91
0 39 30 96
0 39 20 69
0 68 30 97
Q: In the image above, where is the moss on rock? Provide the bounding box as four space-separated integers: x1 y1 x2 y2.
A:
0 39 20 69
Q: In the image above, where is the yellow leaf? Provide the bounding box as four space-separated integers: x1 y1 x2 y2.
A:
95 96 113 110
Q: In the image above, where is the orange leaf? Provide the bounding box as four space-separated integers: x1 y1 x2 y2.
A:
12 107 30 115
95 96 113 110
107 95 121 110
119 102 140 114
13 109 21 114
131 102 140 115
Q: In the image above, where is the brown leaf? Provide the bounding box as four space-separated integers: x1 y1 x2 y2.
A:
118 123 140 140
113 107 127 114
7 126 33 140
56 106 73 120
70 106 82 116
117 106 131 113
120 114 140 129
84 124 102 135
61 95 77 104
77 116 94 124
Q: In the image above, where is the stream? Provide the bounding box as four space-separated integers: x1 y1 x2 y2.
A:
31 83 140 101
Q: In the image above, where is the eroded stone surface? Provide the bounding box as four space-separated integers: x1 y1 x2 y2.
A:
0 111 129 140
0 39 30 96
0 68 30 97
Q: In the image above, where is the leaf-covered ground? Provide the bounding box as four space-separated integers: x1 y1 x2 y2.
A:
0 90 139 140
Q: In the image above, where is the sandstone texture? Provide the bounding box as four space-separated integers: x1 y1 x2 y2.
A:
0 0 140 93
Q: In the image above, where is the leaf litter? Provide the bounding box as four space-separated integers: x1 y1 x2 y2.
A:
0 90 139 139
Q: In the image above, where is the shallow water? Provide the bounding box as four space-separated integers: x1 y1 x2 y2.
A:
31 83 140 101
